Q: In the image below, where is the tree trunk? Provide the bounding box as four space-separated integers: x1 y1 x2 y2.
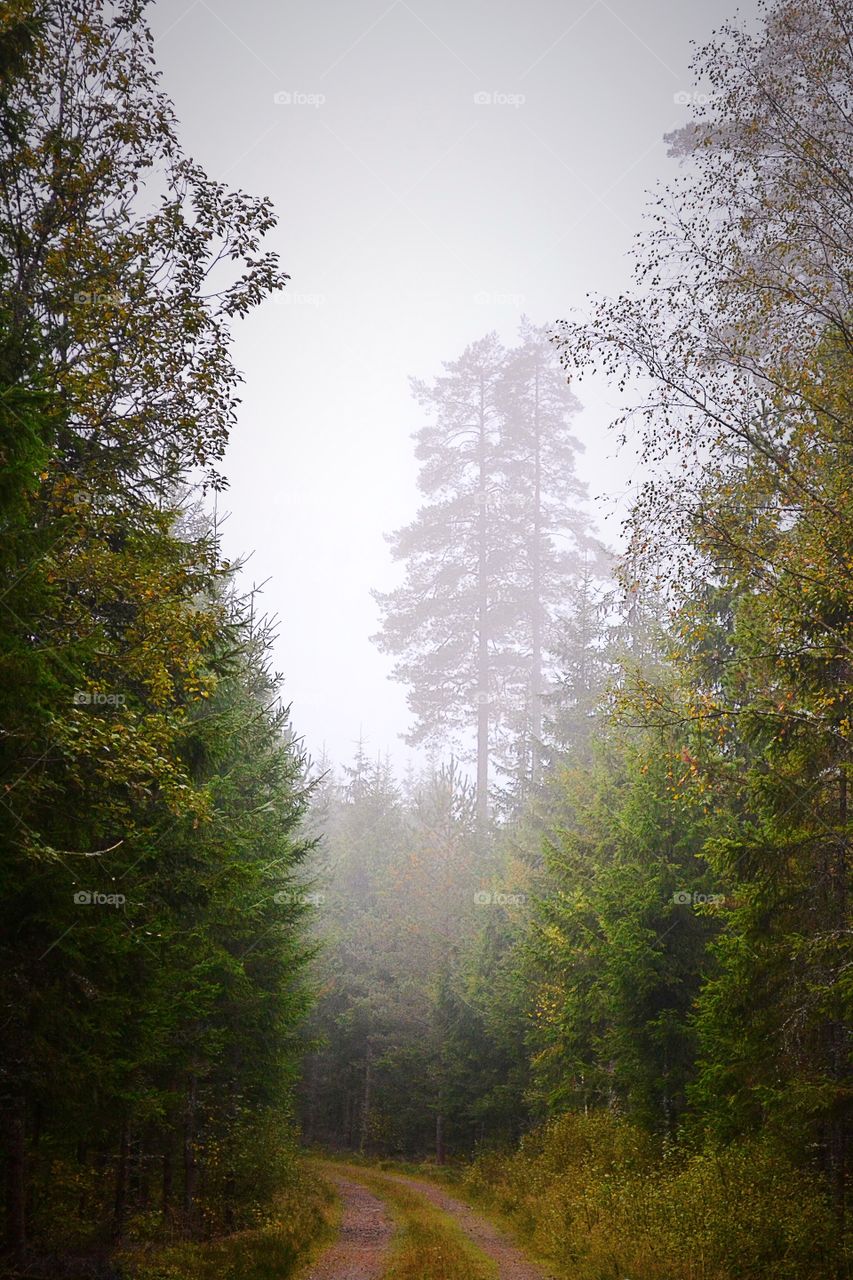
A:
530 366 543 785
828 766 848 1255
111 1118 130 1242
183 1075 198 1235
476 375 489 827
4 1100 26 1256
359 1047 372 1155
162 1146 173 1220
303 1054 318 1147
141 1152 151 1212
435 1112 445 1166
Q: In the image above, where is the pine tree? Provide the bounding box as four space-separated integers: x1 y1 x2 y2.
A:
497 319 604 791
373 334 508 823
373 325 603 821
0 0 308 1257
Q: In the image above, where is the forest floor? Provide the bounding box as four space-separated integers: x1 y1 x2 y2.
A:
303 1162 557 1280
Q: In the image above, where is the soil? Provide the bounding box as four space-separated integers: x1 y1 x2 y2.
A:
301 1173 393 1280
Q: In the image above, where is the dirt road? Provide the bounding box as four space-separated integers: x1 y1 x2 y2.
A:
387 1172 556 1279
301 1173 393 1279
305 1165 556 1280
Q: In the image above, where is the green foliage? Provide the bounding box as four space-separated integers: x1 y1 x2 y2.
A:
466 1113 846 1280
0 0 310 1265
526 723 719 1132
536 0 853 1253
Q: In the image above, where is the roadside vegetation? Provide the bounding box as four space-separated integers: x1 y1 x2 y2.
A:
464 1113 844 1280
116 1164 335 1280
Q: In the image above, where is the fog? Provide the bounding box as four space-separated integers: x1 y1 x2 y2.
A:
149 0 757 770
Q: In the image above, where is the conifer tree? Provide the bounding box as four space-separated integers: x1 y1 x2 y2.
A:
373 325 604 820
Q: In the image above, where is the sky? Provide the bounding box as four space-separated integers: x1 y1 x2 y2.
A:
148 0 758 773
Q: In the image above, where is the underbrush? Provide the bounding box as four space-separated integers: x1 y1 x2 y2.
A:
115 1162 335 1280
464 1111 848 1280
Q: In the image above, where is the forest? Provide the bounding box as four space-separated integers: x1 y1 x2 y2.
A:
0 0 850 1278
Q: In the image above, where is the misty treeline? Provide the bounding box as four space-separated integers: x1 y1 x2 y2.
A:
297 750 529 1158
0 0 318 1264
303 0 852 1275
299 319 625 1155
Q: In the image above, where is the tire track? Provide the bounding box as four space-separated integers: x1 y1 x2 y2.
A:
382 1173 557 1280
301 1173 392 1280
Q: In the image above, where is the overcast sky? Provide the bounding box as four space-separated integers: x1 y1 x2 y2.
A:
148 0 758 774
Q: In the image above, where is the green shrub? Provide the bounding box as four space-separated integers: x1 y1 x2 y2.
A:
465 1112 846 1280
